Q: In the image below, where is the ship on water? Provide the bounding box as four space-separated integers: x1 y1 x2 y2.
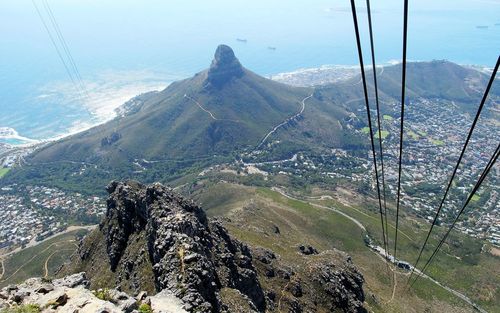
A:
476 25 488 29
236 38 247 42
268 46 276 50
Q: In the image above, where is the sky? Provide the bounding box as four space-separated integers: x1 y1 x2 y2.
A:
1 0 499 77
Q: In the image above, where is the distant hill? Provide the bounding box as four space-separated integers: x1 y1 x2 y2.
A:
317 60 499 115
3 47 498 193
30 45 314 162
5 45 358 193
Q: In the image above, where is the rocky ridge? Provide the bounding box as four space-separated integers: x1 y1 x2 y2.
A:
205 44 244 88
57 180 367 312
62 181 265 312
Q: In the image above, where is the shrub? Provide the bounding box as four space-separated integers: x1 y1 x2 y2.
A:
0 304 41 313
93 288 112 301
138 303 153 313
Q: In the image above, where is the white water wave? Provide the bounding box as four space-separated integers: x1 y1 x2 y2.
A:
0 127 39 143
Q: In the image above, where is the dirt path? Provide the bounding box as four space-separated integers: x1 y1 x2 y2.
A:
43 251 58 278
312 190 415 242
1 239 77 283
257 93 313 149
0 259 4 280
44 246 77 278
389 270 397 303
272 187 366 231
184 94 240 122
271 187 486 313
0 225 96 259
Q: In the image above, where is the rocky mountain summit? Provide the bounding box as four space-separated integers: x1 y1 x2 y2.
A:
206 44 244 88
53 180 367 313
61 180 265 312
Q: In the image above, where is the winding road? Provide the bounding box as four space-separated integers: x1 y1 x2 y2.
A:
256 93 313 149
271 187 365 231
44 246 77 278
270 187 487 313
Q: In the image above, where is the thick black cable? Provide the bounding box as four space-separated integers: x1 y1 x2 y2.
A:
366 0 390 248
350 0 389 259
410 143 499 288
407 56 499 285
393 0 409 261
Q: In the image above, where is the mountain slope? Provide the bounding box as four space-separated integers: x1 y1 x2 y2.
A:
30 45 315 163
4 51 496 194
316 60 500 115
59 180 367 313
5 45 357 192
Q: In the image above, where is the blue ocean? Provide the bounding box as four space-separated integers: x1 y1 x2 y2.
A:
1 0 499 145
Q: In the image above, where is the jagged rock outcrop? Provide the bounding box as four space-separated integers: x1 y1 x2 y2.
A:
205 45 244 88
60 180 367 313
100 132 121 147
62 180 265 313
251 246 367 313
0 272 183 313
309 258 366 313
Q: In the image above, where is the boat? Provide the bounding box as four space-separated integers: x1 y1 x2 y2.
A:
236 38 247 43
267 46 276 50
476 25 488 29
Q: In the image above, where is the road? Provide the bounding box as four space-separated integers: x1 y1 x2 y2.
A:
270 187 487 313
271 187 365 231
44 246 77 278
257 93 313 149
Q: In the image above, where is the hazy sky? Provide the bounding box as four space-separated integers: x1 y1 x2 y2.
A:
1 0 499 78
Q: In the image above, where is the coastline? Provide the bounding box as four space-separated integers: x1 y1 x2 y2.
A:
1 60 493 149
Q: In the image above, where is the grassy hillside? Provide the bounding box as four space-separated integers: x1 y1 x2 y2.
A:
187 180 498 313
1 178 496 312
0 168 9 179
0 229 88 287
4 46 361 194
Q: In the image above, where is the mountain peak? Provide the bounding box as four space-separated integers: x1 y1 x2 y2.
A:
206 44 244 88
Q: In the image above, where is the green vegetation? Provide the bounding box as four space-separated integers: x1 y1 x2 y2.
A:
471 194 480 202
417 130 427 136
374 130 389 139
7 51 361 192
431 139 445 146
0 229 88 287
383 114 393 121
0 168 10 178
190 181 499 312
361 127 389 139
59 229 156 295
94 288 112 301
408 130 420 140
0 304 40 313
138 303 153 313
